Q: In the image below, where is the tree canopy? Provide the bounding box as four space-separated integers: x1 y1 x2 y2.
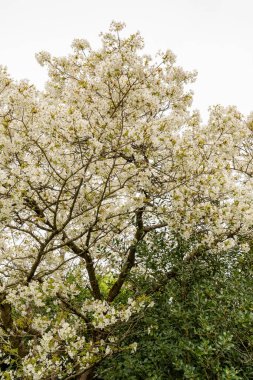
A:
0 22 252 379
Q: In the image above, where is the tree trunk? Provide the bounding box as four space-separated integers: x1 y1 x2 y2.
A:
77 366 96 380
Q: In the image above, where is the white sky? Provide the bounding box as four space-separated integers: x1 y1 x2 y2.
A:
0 0 252 121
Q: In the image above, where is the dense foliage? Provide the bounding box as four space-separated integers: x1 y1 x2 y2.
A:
0 22 252 379
99 235 253 379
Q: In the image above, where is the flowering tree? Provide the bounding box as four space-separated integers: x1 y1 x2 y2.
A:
0 22 252 379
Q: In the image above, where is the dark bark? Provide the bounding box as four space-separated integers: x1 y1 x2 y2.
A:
107 207 145 302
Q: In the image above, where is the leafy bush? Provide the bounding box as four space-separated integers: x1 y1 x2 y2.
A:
99 242 253 379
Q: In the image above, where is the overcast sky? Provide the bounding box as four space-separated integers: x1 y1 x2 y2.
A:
0 0 252 121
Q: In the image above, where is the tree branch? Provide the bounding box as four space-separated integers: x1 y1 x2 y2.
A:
63 231 102 300
107 207 145 302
